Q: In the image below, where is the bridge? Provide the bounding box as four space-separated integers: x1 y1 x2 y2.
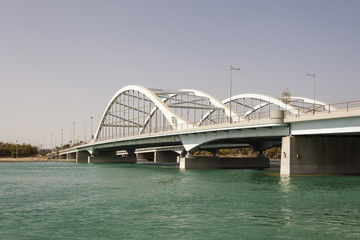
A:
59 85 360 176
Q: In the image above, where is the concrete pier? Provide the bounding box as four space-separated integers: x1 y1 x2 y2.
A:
179 156 270 169
88 155 137 164
154 151 178 163
281 136 360 176
76 151 90 163
67 152 76 160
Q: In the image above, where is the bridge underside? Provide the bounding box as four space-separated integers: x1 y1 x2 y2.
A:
61 130 360 175
73 127 286 169
68 133 360 175
58 85 360 175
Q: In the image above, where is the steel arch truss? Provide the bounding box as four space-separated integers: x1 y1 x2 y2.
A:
285 96 334 113
221 94 331 120
94 85 236 142
93 86 332 142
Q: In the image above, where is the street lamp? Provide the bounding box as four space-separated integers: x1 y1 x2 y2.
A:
230 65 241 123
90 116 93 140
16 140 18 160
306 73 316 114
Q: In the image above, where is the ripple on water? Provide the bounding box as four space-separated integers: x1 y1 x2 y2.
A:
0 163 360 239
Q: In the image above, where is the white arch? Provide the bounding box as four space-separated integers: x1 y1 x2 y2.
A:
180 89 243 123
222 93 299 116
139 93 178 134
291 96 327 106
244 102 270 117
290 96 334 110
93 85 192 141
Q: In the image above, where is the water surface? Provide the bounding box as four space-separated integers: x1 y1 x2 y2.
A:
1 162 359 239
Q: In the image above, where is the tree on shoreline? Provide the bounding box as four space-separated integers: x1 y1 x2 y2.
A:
0 142 38 157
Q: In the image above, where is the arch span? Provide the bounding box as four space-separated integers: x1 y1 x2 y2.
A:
222 94 332 118
199 93 299 123
222 93 299 116
93 85 191 142
180 89 243 123
92 86 333 143
289 96 334 111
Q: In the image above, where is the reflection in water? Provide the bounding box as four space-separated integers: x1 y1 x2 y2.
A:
279 176 292 193
278 176 294 227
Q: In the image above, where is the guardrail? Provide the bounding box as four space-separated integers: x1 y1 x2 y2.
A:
284 100 360 118
66 99 360 147
92 110 280 142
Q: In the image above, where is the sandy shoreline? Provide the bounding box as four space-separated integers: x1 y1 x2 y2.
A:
0 157 76 162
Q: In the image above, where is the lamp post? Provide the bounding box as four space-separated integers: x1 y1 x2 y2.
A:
306 73 316 114
90 116 93 140
230 65 241 123
16 140 18 160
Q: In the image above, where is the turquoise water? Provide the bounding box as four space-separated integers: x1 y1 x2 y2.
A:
1 163 360 240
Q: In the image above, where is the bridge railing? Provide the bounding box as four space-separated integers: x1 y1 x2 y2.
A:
87 99 360 144
284 100 360 118
328 100 360 112
94 110 278 142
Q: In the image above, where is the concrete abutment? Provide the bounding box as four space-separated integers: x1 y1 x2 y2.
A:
280 136 360 176
76 151 90 163
154 151 178 163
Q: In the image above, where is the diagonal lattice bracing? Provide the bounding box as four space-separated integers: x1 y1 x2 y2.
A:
94 86 236 142
222 94 331 119
93 86 332 143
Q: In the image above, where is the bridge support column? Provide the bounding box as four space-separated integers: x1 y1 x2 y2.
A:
88 155 136 164
67 152 76 160
76 151 90 163
280 136 360 176
179 156 269 169
154 151 178 163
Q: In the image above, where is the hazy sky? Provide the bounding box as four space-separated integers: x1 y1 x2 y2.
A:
1 0 359 147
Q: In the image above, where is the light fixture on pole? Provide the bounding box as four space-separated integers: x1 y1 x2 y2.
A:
90 116 93 140
306 73 316 114
16 140 18 160
230 65 241 123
